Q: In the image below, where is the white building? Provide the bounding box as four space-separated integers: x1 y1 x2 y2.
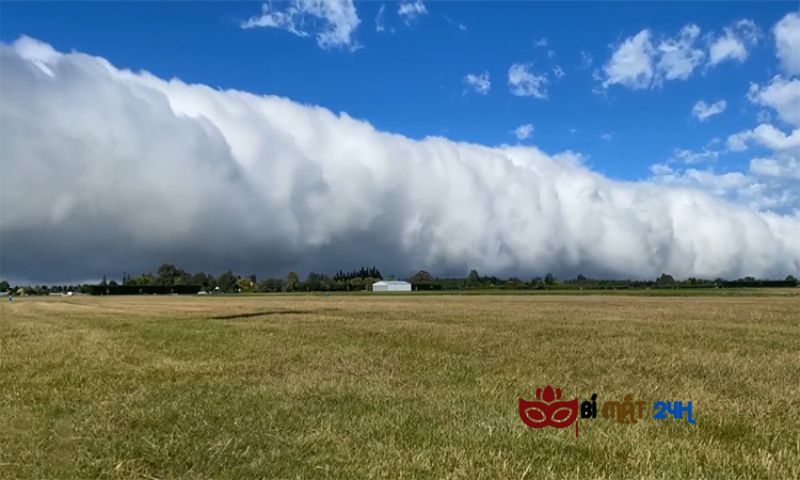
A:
372 280 412 292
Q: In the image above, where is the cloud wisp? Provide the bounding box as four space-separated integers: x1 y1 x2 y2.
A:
508 63 548 99
463 71 491 95
241 0 361 50
2 37 799 283
397 0 427 25
692 99 727 121
513 124 534 140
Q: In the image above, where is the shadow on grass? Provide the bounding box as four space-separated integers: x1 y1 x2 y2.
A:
210 309 338 320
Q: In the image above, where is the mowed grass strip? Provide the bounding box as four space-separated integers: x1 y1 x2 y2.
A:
1 293 798 479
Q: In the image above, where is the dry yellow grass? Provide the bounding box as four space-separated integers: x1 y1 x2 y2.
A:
1 292 798 479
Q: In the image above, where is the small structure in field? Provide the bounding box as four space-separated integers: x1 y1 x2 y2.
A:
372 280 412 292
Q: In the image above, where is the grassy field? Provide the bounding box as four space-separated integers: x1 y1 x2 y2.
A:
1 292 798 479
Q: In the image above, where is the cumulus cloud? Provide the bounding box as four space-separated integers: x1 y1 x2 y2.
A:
602 30 655 89
688 39 800 214
692 99 727 121
601 21 761 90
241 0 361 50
707 19 760 67
513 124 534 140
727 124 800 152
750 157 800 179
602 25 705 90
748 76 800 127
508 63 548 99
726 131 751 152
716 121 800 213
652 165 800 213
773 12 800 76
2 37 800 283
463 71 490 95
397 0 427 24
656 24 704 82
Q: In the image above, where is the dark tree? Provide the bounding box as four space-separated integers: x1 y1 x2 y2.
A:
217 271 238 293
656 273 675 286
333 266 383 282
349 277 365 291
284 272 299 292
256 278 282 292
304 272 323 291
191 272 211 288
156 264 190 286
410 270 433 283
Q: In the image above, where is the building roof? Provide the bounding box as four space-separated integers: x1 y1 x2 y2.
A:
372 280 411 286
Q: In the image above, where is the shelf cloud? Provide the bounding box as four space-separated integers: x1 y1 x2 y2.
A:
2 37 799 282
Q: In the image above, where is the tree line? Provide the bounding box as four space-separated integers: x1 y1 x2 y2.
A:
0 264 384 295
1 265 797 296
409 270 799 291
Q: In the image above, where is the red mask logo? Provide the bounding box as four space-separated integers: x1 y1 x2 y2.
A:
519 385 579 430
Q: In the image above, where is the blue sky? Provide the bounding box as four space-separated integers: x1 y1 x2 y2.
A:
2 1 795 181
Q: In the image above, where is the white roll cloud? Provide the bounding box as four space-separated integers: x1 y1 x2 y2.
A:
1 37 799 282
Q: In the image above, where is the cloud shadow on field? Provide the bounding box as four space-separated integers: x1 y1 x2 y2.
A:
210 310 314 320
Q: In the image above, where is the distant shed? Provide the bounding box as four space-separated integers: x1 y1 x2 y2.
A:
372 280 411 292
